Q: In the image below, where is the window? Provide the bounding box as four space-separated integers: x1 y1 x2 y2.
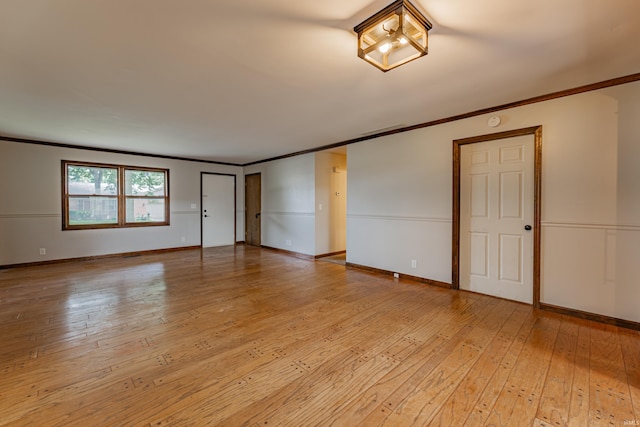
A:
63 161 169 230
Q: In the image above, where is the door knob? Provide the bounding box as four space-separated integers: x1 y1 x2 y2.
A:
524 225 532 231
204 215 209 218
256 213 261 219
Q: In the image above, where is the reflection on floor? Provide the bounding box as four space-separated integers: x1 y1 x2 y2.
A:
2 246 638 425
317 253 346 265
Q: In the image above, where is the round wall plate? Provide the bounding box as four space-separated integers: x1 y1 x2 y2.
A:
488 115 501 127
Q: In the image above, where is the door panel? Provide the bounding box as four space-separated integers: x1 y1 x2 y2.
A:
470 232 489 277
202 174 235 248
245 173 261 246
470 174 489 218
460 134 534 303
499 234 522 282
500 171 523 219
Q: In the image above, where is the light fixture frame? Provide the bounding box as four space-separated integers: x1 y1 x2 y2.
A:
354 0 432 72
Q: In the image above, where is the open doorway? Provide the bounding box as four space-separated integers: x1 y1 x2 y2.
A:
315 147 347 262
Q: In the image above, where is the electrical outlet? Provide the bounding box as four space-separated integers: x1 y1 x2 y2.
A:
190 203 197 209
285 240 292 246
181 236 186 243
393 273 399 279
411 260 417 268
39 248 46 255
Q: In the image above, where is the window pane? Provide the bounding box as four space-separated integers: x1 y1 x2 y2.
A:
125 198 166 223
125 170 166 196
67 165 118 195
68 197 118 225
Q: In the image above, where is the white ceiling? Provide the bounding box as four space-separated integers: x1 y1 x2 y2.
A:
1 0 639 165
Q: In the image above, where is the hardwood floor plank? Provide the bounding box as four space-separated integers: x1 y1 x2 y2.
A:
589 323 635 425
218 292 456 425
427 302 528 426
481 314 561 426
535 317 580 427
462 307 537 426
146 289 438 425
566 320 591 426
379 300 517 425
323 302 474 425
36 277 419 425
0 246 638 426
619 329 640 424
353 295 500 426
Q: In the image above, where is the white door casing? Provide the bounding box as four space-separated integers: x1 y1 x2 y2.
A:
459 134 535 303
202 173 235 248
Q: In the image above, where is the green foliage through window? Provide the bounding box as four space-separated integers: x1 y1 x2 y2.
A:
63 161 169 229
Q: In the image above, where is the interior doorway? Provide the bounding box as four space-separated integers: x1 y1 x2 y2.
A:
201 173 236 248
452 126 542 306
245 173 261 246
315 147 347 258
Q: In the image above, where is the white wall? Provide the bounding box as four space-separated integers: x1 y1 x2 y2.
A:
315 151 347 255
347 128 453 283
0 140 244 265
244 153 316 255
346 80 640 323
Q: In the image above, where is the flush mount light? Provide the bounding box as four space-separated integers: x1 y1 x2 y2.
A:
354 0 432 72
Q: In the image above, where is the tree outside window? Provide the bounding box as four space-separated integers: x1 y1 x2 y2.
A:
63 161 169 230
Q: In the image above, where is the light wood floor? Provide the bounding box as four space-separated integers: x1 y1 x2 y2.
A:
1 246 638 426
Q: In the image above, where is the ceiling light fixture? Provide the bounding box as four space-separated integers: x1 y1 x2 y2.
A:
354 0 432 72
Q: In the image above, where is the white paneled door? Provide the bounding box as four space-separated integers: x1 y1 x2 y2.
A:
460 135 534 304
202 173 235 248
